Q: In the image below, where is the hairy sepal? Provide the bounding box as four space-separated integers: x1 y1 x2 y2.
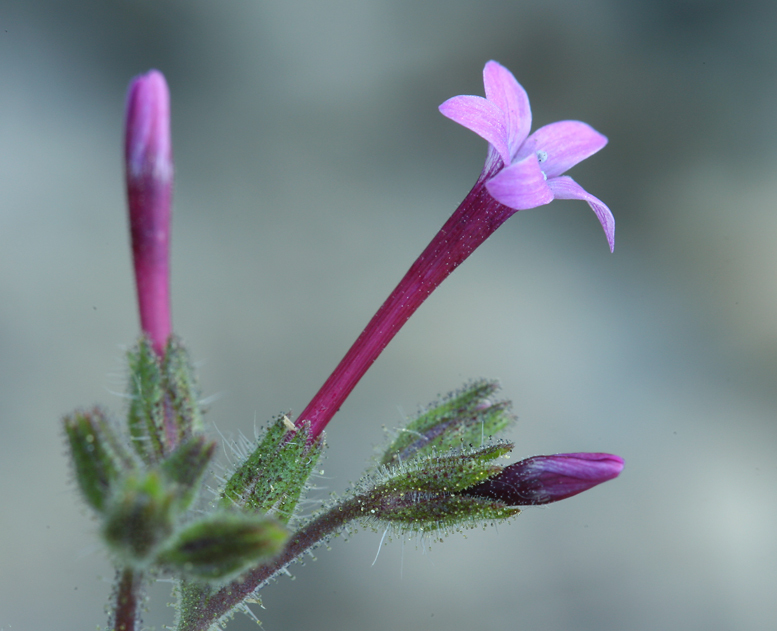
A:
63 407 136 513
380 380 515 467
220 417 323 524
102 470 177 563
126 336 206 463
160 435 217 512
126 338 166 463
156 512 287 582
358 442 518 534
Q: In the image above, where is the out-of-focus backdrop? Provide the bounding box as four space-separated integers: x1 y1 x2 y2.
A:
2 1 776 630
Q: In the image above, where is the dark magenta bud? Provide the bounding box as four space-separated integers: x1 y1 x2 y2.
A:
465 452 624 505
125 69 173 357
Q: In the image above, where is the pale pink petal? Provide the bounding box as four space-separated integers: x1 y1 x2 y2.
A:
439 95 511 165
485 153 553 210
517 121 607 179
548 176 615 252
483 61 531 157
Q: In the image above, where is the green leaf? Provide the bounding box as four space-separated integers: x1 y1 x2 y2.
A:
380 380 515 467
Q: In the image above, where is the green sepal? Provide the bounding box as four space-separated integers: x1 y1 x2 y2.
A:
356 442 517 533
369 492 520 533
156 512 287 581
380 380 515 467
378 442 513 495
160 436 217 512
63 408 135 513
220 417 323 524
126 337 165 464
160 336 205 441
102 470 176 562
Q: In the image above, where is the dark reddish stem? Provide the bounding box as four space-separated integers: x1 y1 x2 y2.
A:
113 567 141 631
177 491 385 631
297 160 514 437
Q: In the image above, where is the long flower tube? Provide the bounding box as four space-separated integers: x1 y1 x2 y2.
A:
125 70 174 357
296 61 614 437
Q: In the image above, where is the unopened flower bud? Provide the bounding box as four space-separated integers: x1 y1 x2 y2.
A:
465 452 624 505
125 69 173 356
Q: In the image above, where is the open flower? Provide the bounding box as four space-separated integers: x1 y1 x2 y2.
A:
465 452 625 505
296 62 614 437
439 60 614 251
125 70 174 357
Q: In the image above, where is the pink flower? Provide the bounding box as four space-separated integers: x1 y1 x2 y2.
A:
295 62 614 437
465 452 625 505
439 60 614 251
125 70 173 357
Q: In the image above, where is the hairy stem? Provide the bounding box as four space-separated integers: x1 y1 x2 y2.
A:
177 493 382 631
113 567 142 631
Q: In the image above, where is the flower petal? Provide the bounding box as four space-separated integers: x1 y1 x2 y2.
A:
465 452 624 505
517 121 607 179
548 176 615 252
439 95 511 166
483 61 532 158
485 153 553 210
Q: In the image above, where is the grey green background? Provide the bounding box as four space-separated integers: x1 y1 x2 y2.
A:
2 1 776 630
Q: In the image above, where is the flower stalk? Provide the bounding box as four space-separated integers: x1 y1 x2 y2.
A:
297 61 614 438
296 165 514 437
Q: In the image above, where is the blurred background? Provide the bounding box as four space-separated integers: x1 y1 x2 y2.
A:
2 1 776 630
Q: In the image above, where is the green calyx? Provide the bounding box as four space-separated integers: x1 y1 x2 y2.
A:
160 436 217 512
380 379 515 467
102 470 177 562
350 442 518 534
157 512 287 581
127 336 204 464
220 417 323 524
63 408 136 513
377 442 513 495
127 338 165 463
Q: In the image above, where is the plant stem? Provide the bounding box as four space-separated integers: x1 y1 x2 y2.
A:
113 567 142 631
177 493 382 631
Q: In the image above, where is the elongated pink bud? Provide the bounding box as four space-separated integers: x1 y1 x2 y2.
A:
125 70 173 356
465 452 624 505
